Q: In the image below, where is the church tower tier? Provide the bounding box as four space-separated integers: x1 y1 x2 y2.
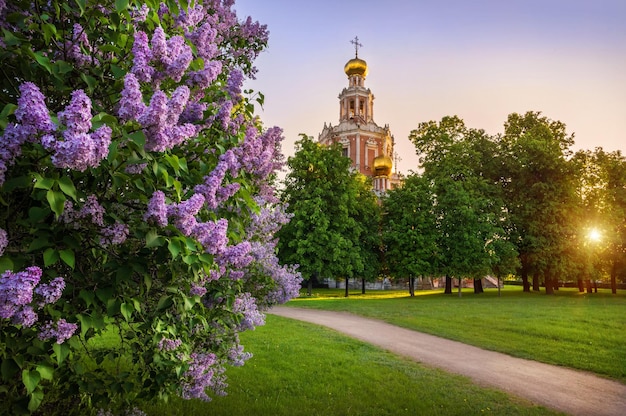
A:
318 37 400 194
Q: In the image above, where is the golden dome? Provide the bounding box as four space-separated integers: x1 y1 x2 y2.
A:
373 154 393 177
344 57 368 78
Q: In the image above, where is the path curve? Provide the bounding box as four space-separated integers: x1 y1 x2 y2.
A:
268 306 626 416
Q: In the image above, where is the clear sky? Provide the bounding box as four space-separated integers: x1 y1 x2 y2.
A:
234 0 626 175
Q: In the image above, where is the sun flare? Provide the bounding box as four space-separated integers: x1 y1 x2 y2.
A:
588 228 602 242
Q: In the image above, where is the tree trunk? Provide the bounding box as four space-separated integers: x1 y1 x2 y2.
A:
361 277 365 294
521 262 530 292
544 274 554 295
532 275 540 291
445 275 452 294
577 278 585 292
458 277 462 298
473 279 484 294
586 278 592 294
611 260 617 295
345 277 349 297
553 278 559 291
307 278 312 296
409 276 415 297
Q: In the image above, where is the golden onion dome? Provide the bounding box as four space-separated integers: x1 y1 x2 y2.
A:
344 57 368 78
373 154 393 177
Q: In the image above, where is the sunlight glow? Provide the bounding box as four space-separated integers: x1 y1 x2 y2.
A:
588 228 602 242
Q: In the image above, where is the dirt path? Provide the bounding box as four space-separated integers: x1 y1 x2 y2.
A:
268 306 626 416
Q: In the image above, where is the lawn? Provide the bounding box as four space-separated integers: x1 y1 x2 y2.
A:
287 286 626 381
144 314 561 416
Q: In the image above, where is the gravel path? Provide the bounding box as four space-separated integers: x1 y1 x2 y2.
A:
268 306 626 416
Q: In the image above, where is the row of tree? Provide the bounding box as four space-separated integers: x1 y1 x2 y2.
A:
279 112 626 296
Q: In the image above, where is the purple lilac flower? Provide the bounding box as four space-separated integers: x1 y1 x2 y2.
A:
189 283 207 297
181 352 227 401
15 82 55 134
131 4 149 24
131 31 154 82
145 191 168 226
80 195 105 227
151 27 169 64
188 60 222 89
125 162 147 174
192 218 228 255
38 318 78 344
118 73 146 122
11 306 37 327
50 91 111 171
157 3 169 20
58 90 92 133
187 22 218 60
170 193 205 236
0 228 7 256
226 69 243 99
232 292 264 331
100 222 129 247
227 342 252 367
35 277 65 307
158 337 182 351
218 242 252 269
0 266 41 321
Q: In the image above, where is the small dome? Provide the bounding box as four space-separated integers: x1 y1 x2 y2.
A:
373 154 393 177
344 57 368 78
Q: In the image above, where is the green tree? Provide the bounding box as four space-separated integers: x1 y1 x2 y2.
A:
499 112 578 294
382 174 437 296
410 116 516 296
278 136 379 297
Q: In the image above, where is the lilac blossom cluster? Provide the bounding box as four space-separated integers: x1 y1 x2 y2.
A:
61 23 98 67
231 292 264 331
0 266 69 332
38 318 78 344
158 337 182 351
0 82 54 184
60 196 128 247
42 89 112 171
181 352 227 401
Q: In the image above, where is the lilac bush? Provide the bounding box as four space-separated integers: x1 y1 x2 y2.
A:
0 0 300 414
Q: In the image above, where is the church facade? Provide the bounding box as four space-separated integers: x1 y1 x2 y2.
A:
318 37 402 194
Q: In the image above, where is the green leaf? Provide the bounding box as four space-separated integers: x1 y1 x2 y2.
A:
121 302 133 321
145 229 165 248
53 343 70 365
74 0 86 15
28 389 44 413
34 175 55 190
156 295 173 311
168 239 181 258
59 249 75 269
0 257 14 275
33 52 52 73
77 314 92 338
22 370 40 394
57 177 77 201
43 248 60 267
79 290 96 308
115 0 129 13
36 364 54 381
46 190 66 217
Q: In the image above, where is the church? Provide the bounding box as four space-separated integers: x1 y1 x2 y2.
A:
318 37 402 195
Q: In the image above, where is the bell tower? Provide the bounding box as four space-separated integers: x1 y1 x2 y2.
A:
318 37 398 194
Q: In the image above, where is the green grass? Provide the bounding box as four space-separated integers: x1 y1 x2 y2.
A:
144 315 561 416
288 286 626 381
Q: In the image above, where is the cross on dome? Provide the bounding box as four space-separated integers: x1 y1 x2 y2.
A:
350 36 363 57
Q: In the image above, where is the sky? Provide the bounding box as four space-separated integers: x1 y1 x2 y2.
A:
234 0 626 175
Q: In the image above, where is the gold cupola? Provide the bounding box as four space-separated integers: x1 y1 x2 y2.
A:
344 57 368 78
373 154 393 177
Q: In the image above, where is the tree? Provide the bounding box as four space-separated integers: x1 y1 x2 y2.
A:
410 116 516 297
278 135 379 297
572 148 626 294
499 112 578 294
0 1 300 414
382 174 437 296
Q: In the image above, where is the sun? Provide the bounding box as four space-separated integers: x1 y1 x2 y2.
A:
587 228 602 242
